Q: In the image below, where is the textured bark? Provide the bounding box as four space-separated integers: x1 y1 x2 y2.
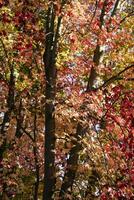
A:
86 0 107 92
87 44 102 91
59 123 87 199
43 5 56 200
43 2 62 200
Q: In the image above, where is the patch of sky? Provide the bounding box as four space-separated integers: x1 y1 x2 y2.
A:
74 52 83 57
0 112 4 118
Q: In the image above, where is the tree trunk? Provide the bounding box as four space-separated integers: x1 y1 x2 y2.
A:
43 4 56 199
33 106 40 200
0 64 15 199
33 145 40 200
42 2 62 199
59 42 103 200
59 123 87 199
59 2 108 198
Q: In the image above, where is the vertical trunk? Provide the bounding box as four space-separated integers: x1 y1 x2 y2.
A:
43 5 56 200
15 99 23 138
59 2 108 198
59 42 103 200
87 44 102 91
33 145 40 200
111 0 120 17
87 0 107 91
43 2 62 199
33 106 40 200
0 64 15 199
59 123 87 199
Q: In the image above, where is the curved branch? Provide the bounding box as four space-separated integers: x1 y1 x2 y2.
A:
100 64 134 89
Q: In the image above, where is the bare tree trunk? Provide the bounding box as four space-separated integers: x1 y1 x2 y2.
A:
43 6 57 199
33 104 40 200
33 144 40 200
42 2 62 199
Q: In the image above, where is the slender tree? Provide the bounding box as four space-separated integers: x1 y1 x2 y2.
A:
43 1 67 199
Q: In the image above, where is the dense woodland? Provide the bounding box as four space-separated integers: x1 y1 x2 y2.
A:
0 0 134 199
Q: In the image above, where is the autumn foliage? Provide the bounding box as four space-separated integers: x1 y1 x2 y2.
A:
0 0 134 199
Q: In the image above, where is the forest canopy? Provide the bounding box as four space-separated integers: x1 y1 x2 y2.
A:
0 0 134 199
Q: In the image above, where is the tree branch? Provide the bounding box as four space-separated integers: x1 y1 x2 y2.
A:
21 127 34 142
111 0 120 17
100 64 134 89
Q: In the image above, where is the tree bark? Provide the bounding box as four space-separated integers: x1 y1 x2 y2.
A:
33 104 40 200
33 144 40 200
43 5 56 199
59 123 87 199
42 2 62 199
